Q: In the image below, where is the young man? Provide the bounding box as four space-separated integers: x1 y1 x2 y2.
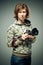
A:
7 3 36 65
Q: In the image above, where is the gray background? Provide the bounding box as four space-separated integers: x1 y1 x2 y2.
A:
0 0 43 65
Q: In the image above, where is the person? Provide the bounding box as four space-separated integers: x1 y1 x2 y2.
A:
7 3 36 65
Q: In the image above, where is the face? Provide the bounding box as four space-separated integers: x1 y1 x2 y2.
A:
18 9 27 22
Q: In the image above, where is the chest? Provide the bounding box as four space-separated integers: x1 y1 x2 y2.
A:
14 25 31 36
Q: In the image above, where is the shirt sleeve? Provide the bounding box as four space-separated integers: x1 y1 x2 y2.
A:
7 25 16 47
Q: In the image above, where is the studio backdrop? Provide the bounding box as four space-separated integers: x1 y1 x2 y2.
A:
0 0 43 65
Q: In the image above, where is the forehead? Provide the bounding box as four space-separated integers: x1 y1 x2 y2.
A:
18 9 26 12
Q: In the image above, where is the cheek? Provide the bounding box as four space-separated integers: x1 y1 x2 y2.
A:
18 14 20 18
18 13 21 17
24 13 27 16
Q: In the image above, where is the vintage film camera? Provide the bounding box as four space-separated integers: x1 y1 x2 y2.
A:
25 27 39 36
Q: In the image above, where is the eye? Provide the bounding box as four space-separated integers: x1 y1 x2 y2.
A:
23 11 26 13
19 12 22 13
18 11 22 13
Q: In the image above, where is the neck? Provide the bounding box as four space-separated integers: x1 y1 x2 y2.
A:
17 19 24 24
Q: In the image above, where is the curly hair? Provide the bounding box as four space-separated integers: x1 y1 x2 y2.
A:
14 3 30 20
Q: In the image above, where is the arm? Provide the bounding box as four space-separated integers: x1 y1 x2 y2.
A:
7 25 22 47
7 25 16 47
21 33 36 44
21 24 36 43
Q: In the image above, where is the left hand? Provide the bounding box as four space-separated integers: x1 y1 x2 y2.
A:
27 35 35 40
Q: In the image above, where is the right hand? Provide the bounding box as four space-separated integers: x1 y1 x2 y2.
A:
21 33 28 40
21 33 35 40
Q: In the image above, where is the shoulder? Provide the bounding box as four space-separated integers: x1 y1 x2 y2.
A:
7 20 17 30
7 22 17 33
7 24 14 31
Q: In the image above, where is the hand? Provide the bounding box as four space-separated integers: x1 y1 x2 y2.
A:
21 33 29 40
21 33 35 40
28 35 35 40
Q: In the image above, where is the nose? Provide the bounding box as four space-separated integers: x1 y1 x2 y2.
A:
21 13 24 16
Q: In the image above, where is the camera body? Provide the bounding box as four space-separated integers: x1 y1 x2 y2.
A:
25 28 39 36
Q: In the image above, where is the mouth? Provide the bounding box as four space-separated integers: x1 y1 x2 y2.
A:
21 16 25 19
